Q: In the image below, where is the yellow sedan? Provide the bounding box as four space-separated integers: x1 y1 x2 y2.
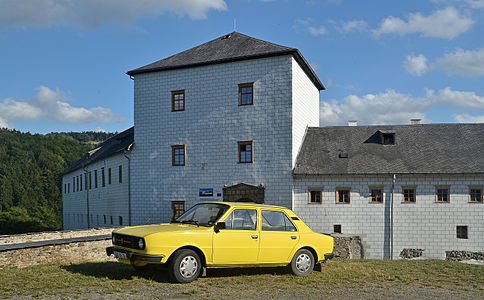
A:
106 202 334 283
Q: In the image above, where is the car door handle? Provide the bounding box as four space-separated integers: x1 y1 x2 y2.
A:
251 235 258 239
291 236 297 240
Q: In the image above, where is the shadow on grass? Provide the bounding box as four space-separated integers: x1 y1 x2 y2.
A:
62 262 290 282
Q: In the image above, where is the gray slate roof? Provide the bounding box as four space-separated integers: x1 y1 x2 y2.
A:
62 127 133 175
294 124 484 175
127 32 324 90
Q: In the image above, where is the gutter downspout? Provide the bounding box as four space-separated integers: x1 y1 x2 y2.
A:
123 147 132 226
83 166 90 229
390 174 396 260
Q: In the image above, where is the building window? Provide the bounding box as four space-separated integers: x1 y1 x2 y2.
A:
68 183 70 193
64 184 67 194
457 225 468 239
171 201 185 222
334 224 342 233
108 168 112 185
80 174 83 191
89 172 92 189
101 168 105 187
73 177 75 192
118 165 122 183
172 90 185 112
172 145 186 166
238 141 253 163
119 216 123 226
436 187 450 203
110 216 113 225
103 215 106 224
469 187 483 203
369 187 383 203
309 190 322 204
336 188 350 204
402 187 416 203
238 83 253 106
94 170 98 188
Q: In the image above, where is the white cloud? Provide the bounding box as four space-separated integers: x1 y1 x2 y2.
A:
0 117 12 129
433 47 484 76
339 20 368 33
0 0 227 29
320 87 484 125
93 127 106 133
454 113 484 122
308 25 327 36
0 86 125 128
310 63 319 71
320 90 430 125
426 87 484 109
373 7 473 39
403 54 429 76
432 0 484 8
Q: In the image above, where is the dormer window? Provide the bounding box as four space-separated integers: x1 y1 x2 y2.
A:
376 130 395 145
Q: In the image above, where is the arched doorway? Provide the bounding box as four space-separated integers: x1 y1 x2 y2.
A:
222 183 264 204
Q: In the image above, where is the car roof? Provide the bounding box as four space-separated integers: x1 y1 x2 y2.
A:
202 201 289 210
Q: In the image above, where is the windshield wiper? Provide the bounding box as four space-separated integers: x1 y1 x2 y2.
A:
180 220 200 226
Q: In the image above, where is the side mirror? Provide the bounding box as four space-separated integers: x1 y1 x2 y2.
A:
214 222 226 233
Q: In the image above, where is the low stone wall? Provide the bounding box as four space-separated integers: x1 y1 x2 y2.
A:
332 234 363 259
446 250 484 261
0 228 115 245
0 228 117 270
400 248 424 259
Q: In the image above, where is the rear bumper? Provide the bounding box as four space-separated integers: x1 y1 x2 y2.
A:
106 246 163 263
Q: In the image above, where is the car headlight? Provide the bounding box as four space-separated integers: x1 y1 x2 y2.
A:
138 238 145 249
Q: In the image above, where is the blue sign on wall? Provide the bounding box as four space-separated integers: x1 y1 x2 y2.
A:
199 188 214 197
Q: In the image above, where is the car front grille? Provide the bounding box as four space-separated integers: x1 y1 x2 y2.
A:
112 233 140 249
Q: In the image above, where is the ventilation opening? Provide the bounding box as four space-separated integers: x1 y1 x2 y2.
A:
334 224 342 233
222 34 232 40
376 130 395 145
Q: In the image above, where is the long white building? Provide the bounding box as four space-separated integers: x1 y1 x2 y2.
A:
63 32 483 260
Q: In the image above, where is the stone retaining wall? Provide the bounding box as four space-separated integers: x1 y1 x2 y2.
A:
0 228 115 245
332 234 363 259
446 250 484 261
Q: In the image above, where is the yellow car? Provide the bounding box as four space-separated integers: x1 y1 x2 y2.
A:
106 202 334 283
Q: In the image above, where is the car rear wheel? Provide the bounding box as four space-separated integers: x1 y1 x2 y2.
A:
290 249 314 276
168 249 202 283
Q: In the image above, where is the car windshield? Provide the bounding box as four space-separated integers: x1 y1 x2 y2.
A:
173 203 229 227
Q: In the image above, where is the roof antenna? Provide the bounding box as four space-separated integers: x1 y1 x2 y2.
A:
233 18 236 32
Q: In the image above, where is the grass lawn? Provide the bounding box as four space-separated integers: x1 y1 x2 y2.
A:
0 259 482 299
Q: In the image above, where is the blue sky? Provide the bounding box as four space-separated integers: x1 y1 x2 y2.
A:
0 0 483 133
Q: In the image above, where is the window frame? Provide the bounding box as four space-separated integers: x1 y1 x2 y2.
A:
172 145 186 166
369 186 383 203
336 188 351 204
238 141 253 163
308 189 322 204
171 90 185 112
402 186 416 203
238 83 254 106
223 208 258 231
469 186 483 203
171 201 185 222
456 225 468 239
435 186 450 203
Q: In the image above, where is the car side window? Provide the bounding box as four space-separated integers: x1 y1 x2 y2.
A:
223 209 257 230
261 210 296 232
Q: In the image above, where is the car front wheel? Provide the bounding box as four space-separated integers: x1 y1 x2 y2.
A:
169 249 202 283
290 249 314 276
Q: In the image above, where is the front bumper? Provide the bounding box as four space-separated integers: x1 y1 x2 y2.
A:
106 247 163 263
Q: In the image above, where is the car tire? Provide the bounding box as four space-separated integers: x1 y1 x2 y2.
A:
168 249 202 283
290 249 314 276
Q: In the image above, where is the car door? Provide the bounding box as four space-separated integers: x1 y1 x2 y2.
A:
212 208 259 265
258 210 299 264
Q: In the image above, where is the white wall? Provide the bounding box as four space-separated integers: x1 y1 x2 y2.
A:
293 174 484 259
131 55 303 225
62 153 130 230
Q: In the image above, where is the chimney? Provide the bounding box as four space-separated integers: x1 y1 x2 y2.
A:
348 120 357 126
411 119 421 125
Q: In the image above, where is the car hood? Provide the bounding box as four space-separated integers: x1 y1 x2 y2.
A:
113 223 210 237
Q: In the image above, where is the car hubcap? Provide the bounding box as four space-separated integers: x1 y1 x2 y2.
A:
296 253 311 273
179 255 198 278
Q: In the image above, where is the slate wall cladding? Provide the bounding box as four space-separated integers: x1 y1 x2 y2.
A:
131 55 319 225
293 174 484 260
62 153 130 230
